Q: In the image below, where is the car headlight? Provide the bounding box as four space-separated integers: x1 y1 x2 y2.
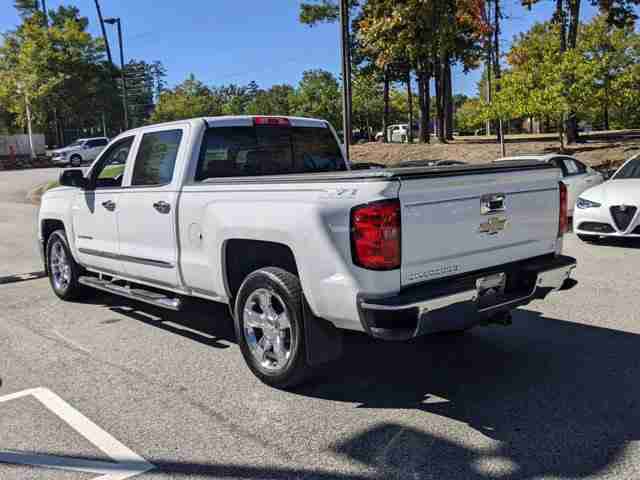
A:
577 197 601 209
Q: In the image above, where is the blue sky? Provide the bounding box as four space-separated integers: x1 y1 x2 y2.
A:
1 0 604 97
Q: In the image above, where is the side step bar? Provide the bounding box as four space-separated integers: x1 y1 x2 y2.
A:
79 276 182 311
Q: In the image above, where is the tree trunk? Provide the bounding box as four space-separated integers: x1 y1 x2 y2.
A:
382 67 390 143
425 71 431 143
417 67 425 143
417 64 430 144
557 0 581 145
603 78 610 131
53 109 61 148
434 54 445 143
406 69 414 143
444 59 453 140
493 0 503 144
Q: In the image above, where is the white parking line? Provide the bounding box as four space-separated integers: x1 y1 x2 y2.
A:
0 271 46 285
0 387 155 480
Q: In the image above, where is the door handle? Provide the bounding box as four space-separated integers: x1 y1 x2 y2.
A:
153 201 171 214
101 200 116 211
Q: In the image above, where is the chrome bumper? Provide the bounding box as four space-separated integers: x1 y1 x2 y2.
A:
358 255 576 341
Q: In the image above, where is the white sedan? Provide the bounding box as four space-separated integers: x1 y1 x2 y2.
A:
574 153 640 241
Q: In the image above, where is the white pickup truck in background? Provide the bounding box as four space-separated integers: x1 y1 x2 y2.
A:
38 115 576 388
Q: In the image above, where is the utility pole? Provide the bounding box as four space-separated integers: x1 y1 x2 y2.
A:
339 0 352 161
94 0 113 65
104 17 129 131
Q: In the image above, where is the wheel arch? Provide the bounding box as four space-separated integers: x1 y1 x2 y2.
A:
223 239 299 304
41 219 66 272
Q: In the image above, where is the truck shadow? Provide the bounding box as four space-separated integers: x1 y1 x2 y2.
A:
94 294 640 478
104 297 236 349
302 309 640 478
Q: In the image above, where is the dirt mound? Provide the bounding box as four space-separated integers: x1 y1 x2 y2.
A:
351 132 640 169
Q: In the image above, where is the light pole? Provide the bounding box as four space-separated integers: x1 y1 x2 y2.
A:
94 0 113 65
104 17 129 131
339 0 352 161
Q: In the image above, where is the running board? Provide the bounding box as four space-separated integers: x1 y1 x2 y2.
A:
79 276 182 311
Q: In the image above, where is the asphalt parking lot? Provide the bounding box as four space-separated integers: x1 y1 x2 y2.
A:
2 168 640 479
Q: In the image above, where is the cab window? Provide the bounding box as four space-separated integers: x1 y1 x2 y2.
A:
131 130 183 186
91 137 134 189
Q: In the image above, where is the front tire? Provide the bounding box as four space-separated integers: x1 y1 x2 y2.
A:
234 267 311 389
70 154 82 167
46 230 88 301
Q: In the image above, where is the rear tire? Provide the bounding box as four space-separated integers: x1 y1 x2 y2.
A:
234 267 311 389
46 230 88 301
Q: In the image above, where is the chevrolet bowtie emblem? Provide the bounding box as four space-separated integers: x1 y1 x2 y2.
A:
478 216 508 235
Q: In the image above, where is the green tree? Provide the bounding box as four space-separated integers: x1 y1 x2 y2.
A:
522 0 640 142
578 14 640 129
485 22 572 146
125 60 167 128
149 75 222 123
13 0 40 18
245 84 295 116
290 69 341 129
351 69 384 138
455 97 485 134
0 15 65 130
0 3 124 144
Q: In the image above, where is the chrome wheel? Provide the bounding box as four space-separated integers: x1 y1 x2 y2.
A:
243 288 293 373
50 240 71 291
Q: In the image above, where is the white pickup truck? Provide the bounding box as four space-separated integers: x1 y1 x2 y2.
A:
38 116 576 388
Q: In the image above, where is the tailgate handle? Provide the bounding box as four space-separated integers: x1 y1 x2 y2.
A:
481 193 506 215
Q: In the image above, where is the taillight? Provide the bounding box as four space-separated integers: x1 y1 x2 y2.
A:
253 116 290 126
351 199 401 270
559 181 568 236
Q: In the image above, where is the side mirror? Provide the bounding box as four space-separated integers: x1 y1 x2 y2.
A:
60 169 88 189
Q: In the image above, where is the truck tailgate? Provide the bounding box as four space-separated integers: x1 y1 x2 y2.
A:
398 164 561 287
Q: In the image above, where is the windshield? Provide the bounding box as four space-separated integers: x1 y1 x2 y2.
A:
67 140 84 148
613 157 640 179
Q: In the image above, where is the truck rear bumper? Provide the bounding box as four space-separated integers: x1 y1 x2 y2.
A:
358 255 576 341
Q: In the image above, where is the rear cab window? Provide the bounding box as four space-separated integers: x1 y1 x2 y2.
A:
195 120 346 181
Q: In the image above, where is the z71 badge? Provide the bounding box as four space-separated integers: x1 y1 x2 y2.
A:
478 216 508 235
